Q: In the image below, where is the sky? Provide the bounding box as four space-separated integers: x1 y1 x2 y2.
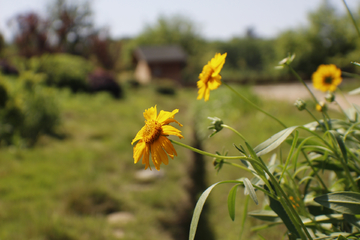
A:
0 0 359 42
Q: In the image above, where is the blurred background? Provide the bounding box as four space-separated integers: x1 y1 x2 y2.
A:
0 0 360 239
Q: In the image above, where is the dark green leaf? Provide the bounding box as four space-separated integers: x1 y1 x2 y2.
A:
330 131 348 164
314 192 360 214
338 235 348 240
265 184 300 238
227 184 240 221
343 214 360 231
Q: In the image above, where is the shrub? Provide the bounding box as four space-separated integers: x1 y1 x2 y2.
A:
33 53 93 92
87 68 123 99
0 72 60 146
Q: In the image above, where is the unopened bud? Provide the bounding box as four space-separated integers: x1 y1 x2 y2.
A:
208 117 223 137
294 99 306 111
325 92 335 102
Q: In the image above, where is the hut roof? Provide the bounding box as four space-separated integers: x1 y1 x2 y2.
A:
134 45 187 63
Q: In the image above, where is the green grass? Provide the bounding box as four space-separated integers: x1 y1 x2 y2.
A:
0 81 346 239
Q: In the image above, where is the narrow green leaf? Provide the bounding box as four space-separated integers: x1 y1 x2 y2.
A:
248 210 280 222
314 192 360 214
330 131 348 164
254 126 298 156
227 184 240 221
243 178 258 205
189 180 240 240
302 214 344 225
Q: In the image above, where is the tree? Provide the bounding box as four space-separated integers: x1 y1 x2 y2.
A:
47 0 94 55
11 12 51 58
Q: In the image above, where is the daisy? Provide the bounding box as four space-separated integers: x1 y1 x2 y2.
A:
131 105 183 170
197 53 227 101
312 64 342 92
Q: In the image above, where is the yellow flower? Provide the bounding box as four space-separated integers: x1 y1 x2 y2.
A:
131 105 183 170
312 64 342 92
197 52 227 101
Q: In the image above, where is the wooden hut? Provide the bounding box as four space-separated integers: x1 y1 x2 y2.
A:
133 45 187 84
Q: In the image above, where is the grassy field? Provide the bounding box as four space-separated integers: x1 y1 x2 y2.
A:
0 80 334 240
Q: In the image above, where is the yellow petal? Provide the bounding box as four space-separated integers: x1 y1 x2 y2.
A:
151 141 167 170
133 140 146 164
143 105 157 120
197 84 206 100
207 76 221 90
142 143 151 170
157 109 178 123
204 88 211 102
162 125 184 139
160 136 177 158
131 125 146 145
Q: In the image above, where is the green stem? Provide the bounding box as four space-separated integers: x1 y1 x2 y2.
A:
335 100 351 121
223 82 288 128
342 0 360 39
221 124 247 142
326 132 359 192
301 149 329 192
299 126 336 152
286 65 319 105
321 112 331 131
304 108 325 131
223 161 253 173
264 167 312 239
171 139 246 160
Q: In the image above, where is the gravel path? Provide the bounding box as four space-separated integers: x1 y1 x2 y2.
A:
253 82 360 109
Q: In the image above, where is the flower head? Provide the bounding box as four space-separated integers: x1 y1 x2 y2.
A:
131 105 183 170
312 64 342 92
197 53 227 101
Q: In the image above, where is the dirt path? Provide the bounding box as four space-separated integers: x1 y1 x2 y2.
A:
253 82 360 109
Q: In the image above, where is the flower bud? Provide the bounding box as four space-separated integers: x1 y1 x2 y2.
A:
325 91 335 102
208 117 223 137
294 99 306 111
278 53 296 66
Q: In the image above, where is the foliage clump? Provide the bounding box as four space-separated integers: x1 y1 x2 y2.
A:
31 54 93 92
0 72 60 146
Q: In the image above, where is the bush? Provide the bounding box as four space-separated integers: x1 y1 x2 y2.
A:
32 53 93 92
0 72 60 146
87 68 123 99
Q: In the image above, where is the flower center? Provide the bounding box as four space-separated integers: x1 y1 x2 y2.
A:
143 119 162 144
203 65 214 83
324 76 333 84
